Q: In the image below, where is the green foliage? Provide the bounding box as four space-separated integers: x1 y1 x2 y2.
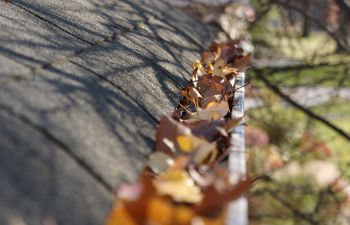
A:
248 89 306 147
244 1 350 224
247 88 350 225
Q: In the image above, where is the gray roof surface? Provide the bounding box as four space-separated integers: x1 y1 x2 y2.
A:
0 0 216 224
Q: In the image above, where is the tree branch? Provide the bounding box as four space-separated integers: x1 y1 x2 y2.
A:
270 0 349 52
253 68 350 141
255 62 349 74
267 190 319 225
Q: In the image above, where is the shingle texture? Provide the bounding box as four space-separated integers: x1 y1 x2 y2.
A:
0 0 216 224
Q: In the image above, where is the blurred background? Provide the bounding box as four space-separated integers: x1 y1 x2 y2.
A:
172 0 350 224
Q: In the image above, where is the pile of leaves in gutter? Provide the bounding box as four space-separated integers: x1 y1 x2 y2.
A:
106 41 254 225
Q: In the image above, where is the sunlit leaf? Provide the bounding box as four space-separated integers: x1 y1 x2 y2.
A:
189 101 229 121
176 134 213 154
155 115 191 154
154 171 203 203
177 135 194 152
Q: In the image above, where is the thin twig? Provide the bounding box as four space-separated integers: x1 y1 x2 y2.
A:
253 68 350 141
270 0 349 52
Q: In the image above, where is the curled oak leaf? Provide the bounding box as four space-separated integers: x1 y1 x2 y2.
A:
201 42 234 67
181 86 202 109
215 41 244 65
177 134 212 153
155 114 191 155
177 135 199 153
233 53 251 70
211 59 225 76
183 117 239 147
155 115 219 157
221 67 239 77
188 100 230 122
202 77 234 108
176 134 218 165
199 41 247 84
186 119 226 142
153 170 203 203
211 58 239 82
203 41 251 71
201 94 222 109
195 76 233 101
182 75 234 112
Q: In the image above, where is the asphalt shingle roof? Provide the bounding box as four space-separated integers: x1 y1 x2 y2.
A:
0 0 216 224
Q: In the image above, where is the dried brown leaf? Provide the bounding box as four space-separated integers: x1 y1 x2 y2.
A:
189 101 229 122
155 114 191 154
194 178 254 216
154 171 203 203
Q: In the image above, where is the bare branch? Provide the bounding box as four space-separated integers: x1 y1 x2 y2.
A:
270 0 349 52
255 62 349 74
253 68 350 141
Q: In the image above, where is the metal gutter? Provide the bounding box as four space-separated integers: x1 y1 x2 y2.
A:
227 71 247 225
